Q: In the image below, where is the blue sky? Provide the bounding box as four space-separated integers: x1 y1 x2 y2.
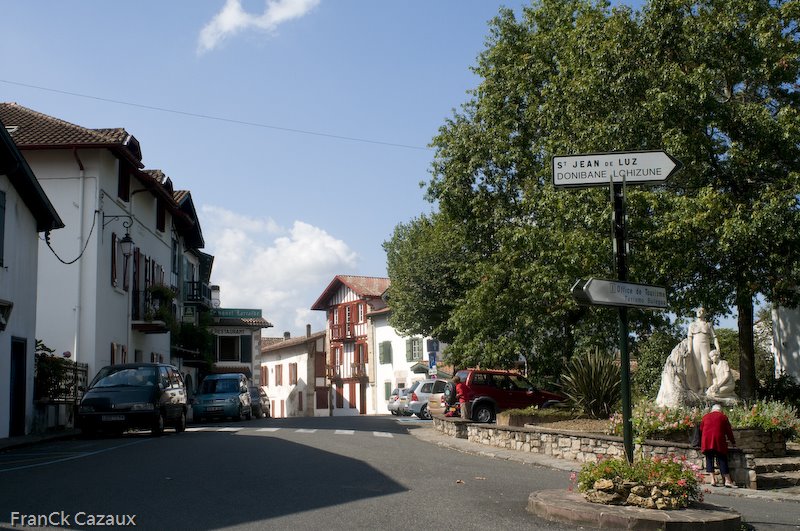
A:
4 0 733 338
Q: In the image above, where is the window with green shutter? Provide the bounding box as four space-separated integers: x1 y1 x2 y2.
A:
379 341 392 364
406 338 423 361
240 334 252 363
384 382 392 400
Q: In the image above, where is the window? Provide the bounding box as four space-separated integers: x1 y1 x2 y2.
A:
118 166 130 202
0 190 5 266
379 341 392 364
297 391 303 412
217 336 239 362
261 367 268 387
275 364 284 386
357 303 364 323
171 239 180 289
156 199 166 232
289 363 298 385
355 343 367 365
345 305 351 323
405 338 423 362
332 309 339 325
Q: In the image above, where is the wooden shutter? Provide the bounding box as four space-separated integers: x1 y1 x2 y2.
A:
111 233 118 287
379 341 392 364
240 334 252 363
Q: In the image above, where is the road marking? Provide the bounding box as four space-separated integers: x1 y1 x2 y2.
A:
335 430 355 435
295 429 317 433
373 432 393 438
216 427 241 432
186 427 208 432
257 427 280 432
0 439 151 473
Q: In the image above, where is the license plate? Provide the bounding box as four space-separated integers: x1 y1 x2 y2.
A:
101 415 125 422
208 407 223 412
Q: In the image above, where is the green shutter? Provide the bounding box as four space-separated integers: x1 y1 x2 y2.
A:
379 341 393 364
240 334 252 363
406 339 413 362
384 382 392 400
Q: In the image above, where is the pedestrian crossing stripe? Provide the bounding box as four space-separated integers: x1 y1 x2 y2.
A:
335 430 355 435
373 432 393 438
257 427 280 432
295 429 317 433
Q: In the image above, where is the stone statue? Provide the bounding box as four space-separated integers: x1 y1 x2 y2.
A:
706 349 737 402
687 307 720 392
655 339 703 408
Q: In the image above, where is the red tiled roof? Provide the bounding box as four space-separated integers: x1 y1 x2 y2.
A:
310 275 390 310
261 331 326 352
0 102 143 165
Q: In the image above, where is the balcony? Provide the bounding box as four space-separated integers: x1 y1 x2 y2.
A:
326 363 368 381
330 323 355 341
184 280 212 308
131 288 172 334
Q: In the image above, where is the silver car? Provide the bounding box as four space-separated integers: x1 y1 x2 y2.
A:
403 378 448 420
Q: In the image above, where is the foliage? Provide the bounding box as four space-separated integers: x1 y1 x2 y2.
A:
560 349 621 418
609 400 800 441
33 340 73 400
577 455 703 508
383 0 800 398
726 400 800 439
172 309 216 366
501 406 578 421
759 371 800 410
632 329 684 400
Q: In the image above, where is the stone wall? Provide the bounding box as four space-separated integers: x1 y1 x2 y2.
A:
432 416 757 489
733 429 787 458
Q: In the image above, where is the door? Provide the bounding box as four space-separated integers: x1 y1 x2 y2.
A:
9 338 27 437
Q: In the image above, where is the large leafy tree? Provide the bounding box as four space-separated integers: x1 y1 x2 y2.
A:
386 0 800 394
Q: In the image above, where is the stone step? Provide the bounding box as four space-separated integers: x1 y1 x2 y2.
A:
754 455 800 474
757 471 800 490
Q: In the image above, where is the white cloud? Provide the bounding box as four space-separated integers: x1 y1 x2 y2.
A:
200 205 358 336
198 0 320 54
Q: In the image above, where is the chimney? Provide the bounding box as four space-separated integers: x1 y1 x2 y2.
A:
283 331 291 340
306 324 311 337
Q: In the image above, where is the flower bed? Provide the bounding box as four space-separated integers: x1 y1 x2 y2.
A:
575 455 704 510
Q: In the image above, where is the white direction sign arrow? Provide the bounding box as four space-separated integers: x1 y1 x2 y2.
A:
572 278 668 309
553 150 682 188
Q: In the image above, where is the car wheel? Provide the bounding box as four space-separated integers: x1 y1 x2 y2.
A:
151 412 165 436
418 405 432 420
473 404 494 423
175 410 186 433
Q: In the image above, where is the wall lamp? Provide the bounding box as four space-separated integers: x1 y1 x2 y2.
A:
102 213 135 256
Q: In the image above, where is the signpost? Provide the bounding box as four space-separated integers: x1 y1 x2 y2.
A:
556 149 681 463
552 150 682 188
571 278 667 309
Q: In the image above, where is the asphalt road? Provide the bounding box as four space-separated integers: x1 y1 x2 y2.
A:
1 416 798 530
0 415 577 530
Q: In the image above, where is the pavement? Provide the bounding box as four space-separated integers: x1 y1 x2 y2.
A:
408 426 800 504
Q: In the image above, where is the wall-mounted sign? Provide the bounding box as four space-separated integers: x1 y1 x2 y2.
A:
213 308 262 319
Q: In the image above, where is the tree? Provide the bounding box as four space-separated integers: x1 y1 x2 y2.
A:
385 0 800 391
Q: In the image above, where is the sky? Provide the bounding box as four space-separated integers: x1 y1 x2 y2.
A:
3 0 736 339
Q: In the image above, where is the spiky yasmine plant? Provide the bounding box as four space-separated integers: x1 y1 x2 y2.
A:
560 349 621 419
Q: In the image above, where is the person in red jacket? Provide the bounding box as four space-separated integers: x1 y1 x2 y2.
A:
452 375 472 420
700 404 737 487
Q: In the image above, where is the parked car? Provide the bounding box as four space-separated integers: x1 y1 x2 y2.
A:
192 373 252 422
249 386 270 418
452 369 565 423
387 388 402 415
389 387 414 416
405 378 449 420
77 363 187 436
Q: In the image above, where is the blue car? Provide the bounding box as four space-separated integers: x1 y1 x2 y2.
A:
192 373 252 422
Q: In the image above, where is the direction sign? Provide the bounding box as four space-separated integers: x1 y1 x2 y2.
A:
571 278 668 309
553 150 682 188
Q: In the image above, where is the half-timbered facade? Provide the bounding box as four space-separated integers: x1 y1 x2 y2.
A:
311 275 390 415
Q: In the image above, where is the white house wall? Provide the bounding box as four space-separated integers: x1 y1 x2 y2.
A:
773 306 800 384
0 175 41 438
261 347 310 418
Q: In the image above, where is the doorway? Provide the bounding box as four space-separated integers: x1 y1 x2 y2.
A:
9 337 27 437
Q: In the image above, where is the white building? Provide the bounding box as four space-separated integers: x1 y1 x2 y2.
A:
260 327 326 417
0 119 63 438
0 103 197 383
772 306 800 384
311 275 446 415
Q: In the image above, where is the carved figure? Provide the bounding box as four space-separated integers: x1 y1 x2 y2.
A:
687 307 720 391
706 349 737 401
655 339 702 408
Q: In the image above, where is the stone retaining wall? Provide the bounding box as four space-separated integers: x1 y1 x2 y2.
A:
432 416 757 489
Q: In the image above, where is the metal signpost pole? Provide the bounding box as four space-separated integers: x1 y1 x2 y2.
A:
613 182 634 463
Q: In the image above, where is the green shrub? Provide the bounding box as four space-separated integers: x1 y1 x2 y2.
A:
631 330 683 400
560 349 621 419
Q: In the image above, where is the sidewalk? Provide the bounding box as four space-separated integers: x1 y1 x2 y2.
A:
408 426 800 503
0 428 80 453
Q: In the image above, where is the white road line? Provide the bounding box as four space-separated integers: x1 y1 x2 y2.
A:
373 432 393 438
295 429 317 433
186 427 208 432
257 427 280 432
216 427 241 432
0 439 152 473
334 430 355 435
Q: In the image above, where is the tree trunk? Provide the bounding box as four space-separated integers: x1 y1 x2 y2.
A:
737 288 756 400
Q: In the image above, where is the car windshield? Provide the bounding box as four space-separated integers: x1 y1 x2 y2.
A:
199 378 239 394
89 367 157 388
